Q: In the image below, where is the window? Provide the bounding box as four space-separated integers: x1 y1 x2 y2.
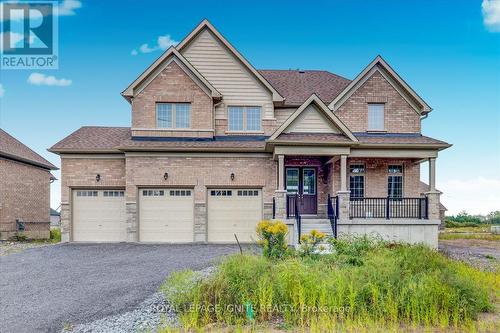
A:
349 164 365 198
156 103 191 129
76 191 98 197
103 191 124 197
286 168 299 194
228 106 261 131
237 190 259 196
388 165 403 198
169 190 191 196
142 190 164 197
210 190 232 196
368 103 385 131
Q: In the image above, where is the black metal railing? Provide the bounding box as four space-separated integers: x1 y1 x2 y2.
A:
295 195 302 243
327 195 339 238
286 194 297 218
349 197 428 219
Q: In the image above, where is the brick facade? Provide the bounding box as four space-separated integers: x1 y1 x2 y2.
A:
335 71 421 133
131 61 213 137
0 158 51 239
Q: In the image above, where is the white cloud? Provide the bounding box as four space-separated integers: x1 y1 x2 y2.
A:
482 0 500 31
0 1 82 21
131 35 178 55
27 73 72 86
0 84 5 98
58 0 82 16
439 177 500 215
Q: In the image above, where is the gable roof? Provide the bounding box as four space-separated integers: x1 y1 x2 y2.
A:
0 128 57 170
175 19 284 102
268 94 358 142
259 70 351 106
121 47 221 101
329 55 432 114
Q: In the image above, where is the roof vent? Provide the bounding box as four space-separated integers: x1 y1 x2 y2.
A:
298 69 305 74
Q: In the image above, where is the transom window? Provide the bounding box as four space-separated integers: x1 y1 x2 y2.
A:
237 190 259 196
368 103 385 131
228 106 261 131
156 103 191 129
349 164 365 198
170 190 191 196
388 165 403 198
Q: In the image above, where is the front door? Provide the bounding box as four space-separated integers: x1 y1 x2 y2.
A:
285 167 317 215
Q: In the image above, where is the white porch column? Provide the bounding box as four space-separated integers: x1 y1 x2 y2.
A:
340 154 347 192
429 157 436 191
277 154 285 191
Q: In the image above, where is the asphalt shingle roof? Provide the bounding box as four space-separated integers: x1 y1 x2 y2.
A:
0 128 57 169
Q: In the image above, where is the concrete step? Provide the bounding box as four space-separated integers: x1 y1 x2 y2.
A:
301 219 331 224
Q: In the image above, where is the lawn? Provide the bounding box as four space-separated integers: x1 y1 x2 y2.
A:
439 225 500 241
158 223 500 332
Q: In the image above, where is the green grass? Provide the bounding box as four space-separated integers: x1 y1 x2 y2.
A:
50 228 61 243
439 233 500 241
160 238 499 332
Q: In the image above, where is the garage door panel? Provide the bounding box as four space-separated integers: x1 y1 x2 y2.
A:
208 189 262 243
139 189 194 243
72 190 126 242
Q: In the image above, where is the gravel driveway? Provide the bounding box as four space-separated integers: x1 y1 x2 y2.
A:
0 243 239 333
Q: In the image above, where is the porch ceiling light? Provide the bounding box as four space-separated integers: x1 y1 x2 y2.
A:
164 172 168 181
95 174 101 182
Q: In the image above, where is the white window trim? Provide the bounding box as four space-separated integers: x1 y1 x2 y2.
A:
227 106 262 132
156 103 191 129
367 103 386 132
349 163 366 198
387 164 404 198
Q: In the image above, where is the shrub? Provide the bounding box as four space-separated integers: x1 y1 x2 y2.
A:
256 220 288 259
50 228 61 243
9 233 28 242
162 237 496 330
299 230 326 257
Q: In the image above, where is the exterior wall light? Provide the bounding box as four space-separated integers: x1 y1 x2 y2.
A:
230 173 235 181
164 172 169 180
96 174 101 182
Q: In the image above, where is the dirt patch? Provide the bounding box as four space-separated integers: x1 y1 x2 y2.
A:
0 241 54 256
439 239 499 271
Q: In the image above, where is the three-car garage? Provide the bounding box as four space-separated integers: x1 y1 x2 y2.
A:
70 188 262 243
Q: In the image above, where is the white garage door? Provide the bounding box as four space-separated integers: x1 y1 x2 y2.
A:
72 190 127 242
139 189 194 242
208 189 262 243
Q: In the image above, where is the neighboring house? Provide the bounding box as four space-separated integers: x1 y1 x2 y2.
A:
50 208 61 227
0 129 58 239
50 19 451 247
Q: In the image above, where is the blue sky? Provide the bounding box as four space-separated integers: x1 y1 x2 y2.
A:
0 0 499 214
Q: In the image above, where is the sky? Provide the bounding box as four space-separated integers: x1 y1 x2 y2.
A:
0 0 499 215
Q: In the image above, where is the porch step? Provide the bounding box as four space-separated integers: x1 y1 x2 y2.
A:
300 219 333 236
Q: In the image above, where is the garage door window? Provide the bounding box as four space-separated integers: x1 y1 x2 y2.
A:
237 190 259 196
76 191 98 197
143 190 165 196
210 190 232 196
170 190 191 196
104 191 124 197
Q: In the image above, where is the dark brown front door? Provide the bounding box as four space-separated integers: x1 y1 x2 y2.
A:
286 167 317 215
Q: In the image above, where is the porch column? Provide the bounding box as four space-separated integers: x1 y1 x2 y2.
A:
340 154 347 191
425 157 441 221
274 154 287 220
428 157 436 191
337 154 350 223
277 154 285 191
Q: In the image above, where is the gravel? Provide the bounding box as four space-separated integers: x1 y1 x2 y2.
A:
0 243 239 333
0 240 53 256
65 266 218 333
439 239 500 271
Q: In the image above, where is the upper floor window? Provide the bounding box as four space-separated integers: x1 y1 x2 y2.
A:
367 103 385 131
388 165 403 198
228 106 261 131
156 103 191 129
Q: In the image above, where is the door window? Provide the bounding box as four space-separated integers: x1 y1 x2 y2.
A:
302 169 316 195
286 168 299 193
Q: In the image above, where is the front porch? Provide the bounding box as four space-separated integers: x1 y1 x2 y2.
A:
272 151 442 248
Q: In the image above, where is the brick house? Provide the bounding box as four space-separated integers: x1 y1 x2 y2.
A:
0 129 57 239
50 20 450 247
